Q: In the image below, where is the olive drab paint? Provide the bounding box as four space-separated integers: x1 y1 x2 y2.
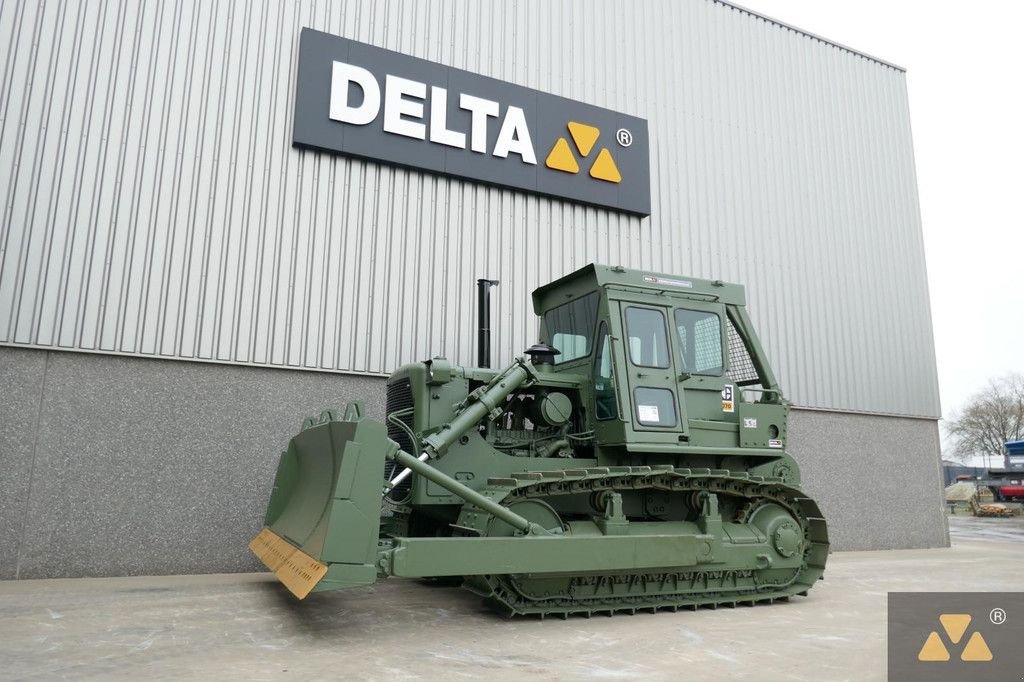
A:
249 264 829 616
292 28 652 215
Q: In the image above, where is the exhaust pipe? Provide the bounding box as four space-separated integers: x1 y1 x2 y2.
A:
476 278 499 367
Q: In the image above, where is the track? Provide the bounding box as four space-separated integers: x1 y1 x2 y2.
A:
455 465 829 617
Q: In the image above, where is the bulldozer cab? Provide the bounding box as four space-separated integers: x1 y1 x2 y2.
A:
533 264 783 452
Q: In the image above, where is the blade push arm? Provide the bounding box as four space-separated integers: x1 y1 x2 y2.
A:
387 358 535 489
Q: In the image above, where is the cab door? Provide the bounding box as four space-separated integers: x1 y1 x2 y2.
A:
671 302 735 442
617 302 689 441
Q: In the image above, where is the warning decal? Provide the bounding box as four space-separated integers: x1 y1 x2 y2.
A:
721 385 735 413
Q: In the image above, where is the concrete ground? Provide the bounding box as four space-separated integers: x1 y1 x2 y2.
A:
947 509 1024 543
0 516 1020 681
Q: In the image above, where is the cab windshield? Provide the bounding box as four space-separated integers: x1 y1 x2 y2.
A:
543 292 599 363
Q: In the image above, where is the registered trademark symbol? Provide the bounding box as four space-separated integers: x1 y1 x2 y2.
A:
990 607 1006 625
616 128 633 147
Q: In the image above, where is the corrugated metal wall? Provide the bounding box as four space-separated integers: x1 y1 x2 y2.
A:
0 0 940 417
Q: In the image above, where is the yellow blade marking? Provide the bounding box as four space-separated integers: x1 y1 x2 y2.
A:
248 527 328 600
248 527 287 571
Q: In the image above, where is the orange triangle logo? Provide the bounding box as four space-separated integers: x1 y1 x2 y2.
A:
960 632 993 662
545 122 625 183
939 614 971 644
917 613 995 664
589 148 621 183
917 631 950 661
567 121 600 157
545 137 579 174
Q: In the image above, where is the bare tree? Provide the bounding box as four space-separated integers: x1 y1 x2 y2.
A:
946 373 1024 467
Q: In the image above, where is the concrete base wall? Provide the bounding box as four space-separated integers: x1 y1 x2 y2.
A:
0 347 384 579
0 347 948 579
788 409 948 551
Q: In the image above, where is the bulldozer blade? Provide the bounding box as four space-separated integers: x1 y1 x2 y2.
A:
249 416 389 598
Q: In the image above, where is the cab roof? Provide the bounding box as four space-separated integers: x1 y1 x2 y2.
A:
531 263 746 315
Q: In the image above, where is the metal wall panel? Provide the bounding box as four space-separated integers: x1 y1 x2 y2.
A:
0 0 940 417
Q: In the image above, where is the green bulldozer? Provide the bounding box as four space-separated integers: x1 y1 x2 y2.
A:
249 263 829 616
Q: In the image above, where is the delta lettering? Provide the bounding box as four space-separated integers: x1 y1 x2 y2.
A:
329 62 537 164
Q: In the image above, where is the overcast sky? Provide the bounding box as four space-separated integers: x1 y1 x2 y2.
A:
739 0 1024 429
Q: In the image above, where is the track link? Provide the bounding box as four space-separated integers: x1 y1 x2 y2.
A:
455 465 829 617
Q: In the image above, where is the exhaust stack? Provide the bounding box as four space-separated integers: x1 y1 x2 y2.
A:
476 278 499 367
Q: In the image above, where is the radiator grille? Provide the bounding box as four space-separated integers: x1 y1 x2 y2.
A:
384 378 415 501
386 378 415 452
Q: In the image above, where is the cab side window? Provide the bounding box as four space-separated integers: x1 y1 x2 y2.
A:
593 323 617 419
674 308 724 375
625 307 670 368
